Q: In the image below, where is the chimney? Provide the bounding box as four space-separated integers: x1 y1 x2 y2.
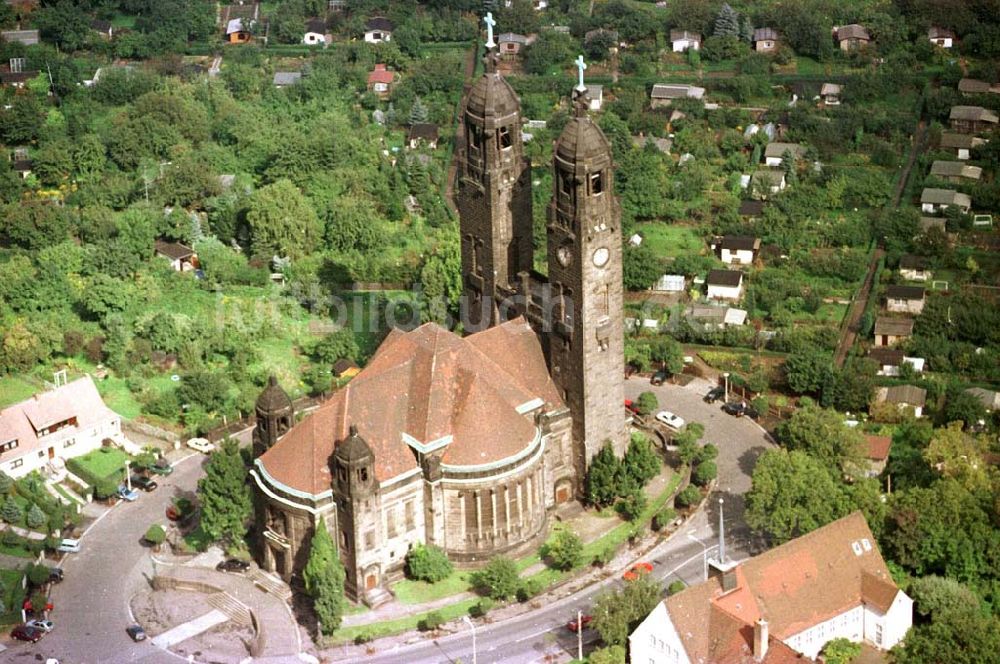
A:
753 618 768 660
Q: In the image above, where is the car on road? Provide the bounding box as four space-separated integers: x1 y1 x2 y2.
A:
216 558 251 573
126 624 147 642
650 370 669 385
149 458 174 475
26 619 54 633
11 624 44 642
118 485 140 502
131 475 158 492
186 437 215 454
47 567 64 583
655 410 685 430
704 386 725 403
56 538 80 553
567 614 593 632
722 401 759 419
623 561 654 581
624 399 640 414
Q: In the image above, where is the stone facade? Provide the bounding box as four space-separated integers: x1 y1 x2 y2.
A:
251 50 626 604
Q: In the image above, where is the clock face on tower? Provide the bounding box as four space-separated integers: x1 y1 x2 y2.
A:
557 244 573 267
592 247 610 267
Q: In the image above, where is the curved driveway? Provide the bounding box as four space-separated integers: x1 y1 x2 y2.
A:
328 378 773 663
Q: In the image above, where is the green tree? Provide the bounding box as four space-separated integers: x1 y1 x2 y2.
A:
311 330 360 365
943 390 987 428
675 484 701 508
588 646 626 664
542 526 584 571
405 544 453 583
419 238 462 325
0 472 12 495
591 574 660 646
245 179 322 258
523 31 575 75
774 405 866 475
649 337 684 375
270 0 305 44
822 638 861 664
35 0 92 51
909 576 982 620
409 97 429 125
713 3 740 38
692 461 717 486
923 423 990 492
623 243 662 291
893 602 1000 664
1 495 23 524
197 439 252 545
783 347 831 395
143 524 167 547
635 391 658 416
302 524 346 633
26 564 50 588
745 449 852 543
177 371 230 413
623 433 661 485
25 503 46 530
585 443 621 508
470 556 521 600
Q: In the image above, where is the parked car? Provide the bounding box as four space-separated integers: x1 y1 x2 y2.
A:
567 614 594 632
704 386 725 403
650 370 669 386
216 558 251 573
57 539 80 553
655 410 685 430
26 619 54 633
722 401 759 419
624 399 640 414
131 475 158 492
623 561 654 581
126 624 147 642
47 567 64 583
11 624 44 642
117 485 140 502
149 458 174 475
186 438 215 454
23 597 53 613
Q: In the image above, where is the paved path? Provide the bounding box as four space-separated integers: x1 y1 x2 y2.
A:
150 610 228 648
325 379 773 663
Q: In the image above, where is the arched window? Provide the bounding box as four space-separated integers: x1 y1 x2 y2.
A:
498 126 512 149
359 467 369 483
589 171 604 195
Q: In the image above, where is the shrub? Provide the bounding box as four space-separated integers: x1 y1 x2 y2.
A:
697 443 719 463
541 527 584 571
469 598 494 618
1 495 23 524
93 477 119 500
675 485 702 508
26 563 50 588
592 543 616 567
516 577 543 602
25 503 46 530
636 391 658 416
0 471 12 495
692 461 718 486
470 556 521 601
405 543 453 583
418 611 444 631
354 630 374 645
652 507 677 532
615 489 647 521
144 524 167 546
667 580 686 596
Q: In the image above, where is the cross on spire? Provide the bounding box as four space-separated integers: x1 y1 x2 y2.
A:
484 12 497 50
574 54 587 92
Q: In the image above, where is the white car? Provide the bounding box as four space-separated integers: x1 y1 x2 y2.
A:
57 538 80 553
655 410 685 430
27 619 54 632
186 438 216 454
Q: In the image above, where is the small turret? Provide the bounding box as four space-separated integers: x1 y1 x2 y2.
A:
252 375 294 458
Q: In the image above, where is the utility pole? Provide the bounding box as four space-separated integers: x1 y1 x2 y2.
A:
125 459 131 491
577 609 583 661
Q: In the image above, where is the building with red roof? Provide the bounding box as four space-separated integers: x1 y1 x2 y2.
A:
629 512 912 662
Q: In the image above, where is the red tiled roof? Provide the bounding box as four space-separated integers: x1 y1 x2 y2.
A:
0 376 117 463
864 435 892 462
258 318 562 494
664 512 899 661
367 64 394 85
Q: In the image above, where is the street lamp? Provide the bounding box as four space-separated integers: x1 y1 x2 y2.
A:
463 615 477 664
124 459 131 491
722 372 730 403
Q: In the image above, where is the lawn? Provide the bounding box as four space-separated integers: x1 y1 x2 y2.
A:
331 597 479 644
392 570 472 605
0 375 43 409
637 223 707 259
67 447 129 485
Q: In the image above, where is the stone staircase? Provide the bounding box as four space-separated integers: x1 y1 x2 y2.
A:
249 569 292 601
207 591 252 626
363 587 393 609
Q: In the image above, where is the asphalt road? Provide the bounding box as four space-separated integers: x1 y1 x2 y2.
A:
338 379 773 664
4 453 207 664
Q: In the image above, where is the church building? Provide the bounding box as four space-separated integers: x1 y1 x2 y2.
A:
250 32 627 605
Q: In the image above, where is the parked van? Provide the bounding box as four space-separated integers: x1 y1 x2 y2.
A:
57 539 81 553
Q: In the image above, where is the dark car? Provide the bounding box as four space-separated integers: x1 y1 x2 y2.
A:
11 624 44 642
722 401 759 419
650 370 669 386
704 386 725 403
47 567 64 583
567 614 593 632
126 624 147 642
149 459 173 476
216 558 251 573
131 475 158 492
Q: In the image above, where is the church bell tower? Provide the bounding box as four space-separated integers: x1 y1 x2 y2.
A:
546 77 627 480
456 15 533 331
